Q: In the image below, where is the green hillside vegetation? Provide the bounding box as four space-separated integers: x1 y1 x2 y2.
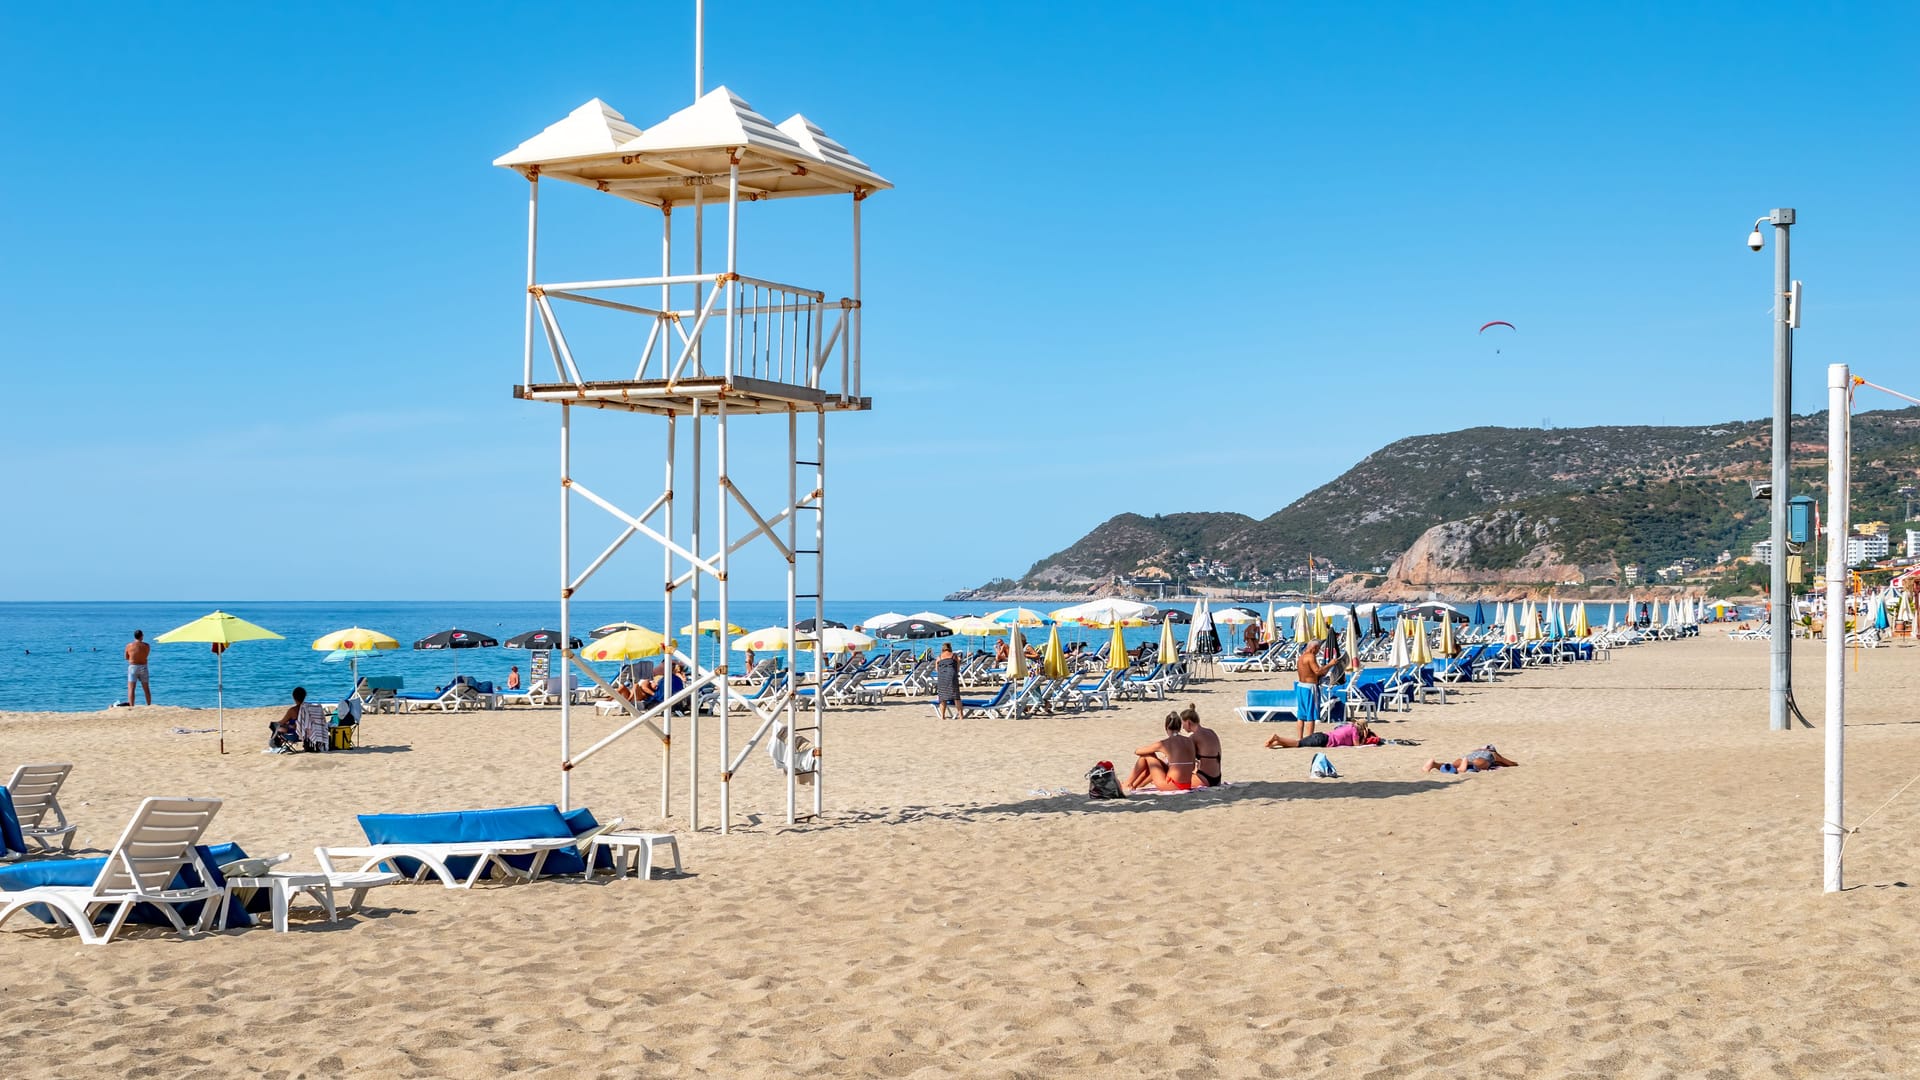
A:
973 407 1920 593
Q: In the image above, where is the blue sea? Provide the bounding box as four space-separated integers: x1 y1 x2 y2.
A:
0 600 1169 713
0 599 1729 713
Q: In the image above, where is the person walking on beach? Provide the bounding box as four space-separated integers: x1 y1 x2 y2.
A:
1180 705 1222 787
124 630 152 706
934 642 962 720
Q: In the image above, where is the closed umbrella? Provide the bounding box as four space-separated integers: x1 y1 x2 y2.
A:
1042 624 1068 679
1411 619 1433 665
1572 604 1591 638
1504 605 1520 644
1108 623 1130 671
1472 600 1487 626
1439 612 1457 658
1343 611 1359 666
157 611 284 755
1389 619 1410 668
1007 625 1029 718
1157 616 1179 664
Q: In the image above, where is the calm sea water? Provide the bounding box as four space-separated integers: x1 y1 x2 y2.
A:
0 600 1156 712
0 599 1720 713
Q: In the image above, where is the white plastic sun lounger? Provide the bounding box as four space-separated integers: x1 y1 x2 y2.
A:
0 796 223 945
6 763 79 852
314 837 581 889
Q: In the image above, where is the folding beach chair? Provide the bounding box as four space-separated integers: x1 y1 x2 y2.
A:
6 763 78 852
0 797 224 945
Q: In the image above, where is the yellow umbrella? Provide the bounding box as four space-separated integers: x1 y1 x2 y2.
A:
1439 613 1457 658
1572 603 1591 638
944 616 1008 636
312 626 398 697
1042 624 1068 679
1157 616 1179 664
680 620 746 636
1293 609 1309 642
586 628 669 661
1108 623 1129 671
156 611 284 755
1411 620 1433 665
731 626 790 652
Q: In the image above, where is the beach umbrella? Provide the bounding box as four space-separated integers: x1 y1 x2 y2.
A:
1264 601 1278 644
590 621 644 640
1389 620 1410 668
1210 606 1262 625
1292 609 1309 642
1188 599 1215 656
1573 603 1591 638
1504 605 1520 644
1411 619 1434 665
505 629 583 651
1899 592 1915 635
1343 611 1360 664
732 627 791 652
794 617 847 633
803 627 876 653
413 627 499 681
1041 624 1069 679
312 626 398 696
1874 593 1890 630
988 607 1055 627
1108 623 1130 671
862 612 912 631
1007 625 1029 717
943 616 1007 636
1053 598 1158 626
1157 616 1179 663
1472 600 1487 626
1439 612 1457 657
588 627 669 661
679 620 745 637
157 611 284 755
905 611 953 625
1150 609 1191 625
874 618 953 640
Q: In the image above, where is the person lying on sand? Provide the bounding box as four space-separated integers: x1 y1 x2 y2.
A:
1266 718 1370 750
1421 745 1518 774
1125 712 1197 793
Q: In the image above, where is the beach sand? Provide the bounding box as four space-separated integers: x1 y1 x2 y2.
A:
1 634 1916 1077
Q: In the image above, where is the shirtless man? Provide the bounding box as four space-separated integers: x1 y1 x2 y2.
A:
124 630 152 706
1125 712 1198 793
1180 705 1222 787
1293 638 1329 741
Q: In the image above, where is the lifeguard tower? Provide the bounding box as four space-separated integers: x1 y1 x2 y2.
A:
493 44 887 833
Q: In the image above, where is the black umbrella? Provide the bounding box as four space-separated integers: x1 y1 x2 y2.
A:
505 629 582 650
794 617 847 633
413 628 499 681
1151 610 1191 624
1369 608 1383 638
875 618 953 641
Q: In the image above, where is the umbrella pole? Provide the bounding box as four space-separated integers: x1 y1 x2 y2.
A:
217 650 226 755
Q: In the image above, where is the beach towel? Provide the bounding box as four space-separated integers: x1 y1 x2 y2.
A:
1310 752 1339 779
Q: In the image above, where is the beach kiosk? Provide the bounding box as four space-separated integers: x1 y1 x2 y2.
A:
495 49 887 833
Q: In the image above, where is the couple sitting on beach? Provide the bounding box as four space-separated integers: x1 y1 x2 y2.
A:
1125 706 1221 793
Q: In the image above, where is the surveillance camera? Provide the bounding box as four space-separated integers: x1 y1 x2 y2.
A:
1747 228 1764 251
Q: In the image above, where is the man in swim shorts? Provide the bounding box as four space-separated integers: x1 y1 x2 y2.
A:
124 630 152 706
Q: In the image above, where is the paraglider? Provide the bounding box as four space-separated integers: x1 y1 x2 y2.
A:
1479 320 1516 353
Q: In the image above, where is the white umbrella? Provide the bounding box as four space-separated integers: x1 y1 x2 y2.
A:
1209 606 1263 624
1187 599 1213 654
907 610 954 625
1053 598 1159 626
1389 619 1411 668
862 611 912 631
1504 605 1520 644
803 627 876 653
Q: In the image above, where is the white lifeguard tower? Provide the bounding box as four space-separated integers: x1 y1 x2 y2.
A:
494 45 887 833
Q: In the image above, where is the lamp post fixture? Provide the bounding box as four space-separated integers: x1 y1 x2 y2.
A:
1750 209 1797 732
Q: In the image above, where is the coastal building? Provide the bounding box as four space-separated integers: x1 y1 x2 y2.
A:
1623 564 1640 584
1846 533 1889 566
1907 528 1920 557
1751 540 1773 566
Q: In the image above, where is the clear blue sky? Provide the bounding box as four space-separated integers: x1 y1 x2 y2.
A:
3 2 1915 601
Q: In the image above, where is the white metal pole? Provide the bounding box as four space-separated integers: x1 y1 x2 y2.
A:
689 397 702 831
1768 209 1797 732
559 402 573 810
814 406 826 819
787 409 799 822
1824 363 1849 892
662 414 675 820
523 175 540 386
694 183 704 376
851 193 862 399
659 206 672 379
693 0 704 102
726 161 739 382
717 397 732 833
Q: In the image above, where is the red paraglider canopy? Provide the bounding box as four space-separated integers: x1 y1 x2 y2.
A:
1478 320 1516 333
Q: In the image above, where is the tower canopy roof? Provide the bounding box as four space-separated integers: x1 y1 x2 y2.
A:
494 86 889 207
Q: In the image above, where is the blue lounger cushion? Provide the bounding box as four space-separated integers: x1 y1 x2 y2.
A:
357 804 611 881
0 842 254 928
0 789 26 856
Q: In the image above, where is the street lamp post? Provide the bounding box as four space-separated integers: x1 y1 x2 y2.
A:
1750 209 1796 732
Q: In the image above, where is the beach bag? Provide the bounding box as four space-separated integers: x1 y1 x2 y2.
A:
330 725 355 750
1086 760 1123 799
1309 752 1339 779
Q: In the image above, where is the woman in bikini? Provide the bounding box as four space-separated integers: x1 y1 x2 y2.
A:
1179 705 1222 787
1125 712 1198 793
1421 745 1518 774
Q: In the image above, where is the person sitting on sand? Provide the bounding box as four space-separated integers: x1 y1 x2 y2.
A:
1242 622 1261 654
1422 745 1518 774
994 639 1010 664
1124 712 1198 793
1180 705 1222 787
1265 717 1369 750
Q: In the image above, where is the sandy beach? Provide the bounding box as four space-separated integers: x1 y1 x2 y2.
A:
2 633 1916 1077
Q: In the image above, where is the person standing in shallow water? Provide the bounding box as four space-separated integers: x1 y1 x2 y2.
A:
124 630 152 706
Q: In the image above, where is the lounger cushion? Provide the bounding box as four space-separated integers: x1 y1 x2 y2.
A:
0 790 26 856
0 842 252 927
358 804 602 880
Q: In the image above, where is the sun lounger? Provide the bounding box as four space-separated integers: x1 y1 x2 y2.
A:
315 804 617 889
395 680 485 713
956 681 1016 718
0 797 225 945
5 763 77 853
1233 689 1299 724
